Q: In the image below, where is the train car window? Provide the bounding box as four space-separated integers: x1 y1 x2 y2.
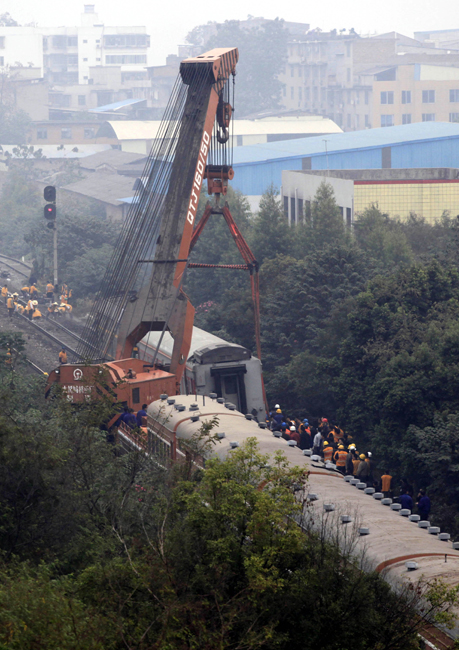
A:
132 387 140 404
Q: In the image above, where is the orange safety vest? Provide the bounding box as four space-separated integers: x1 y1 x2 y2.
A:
59 351 67 363
26 300 33 311
323 446 334 461
21 286 29 293
1 287 8 297
7 297 14 308
334 450 347 467
30 286 37 295
32 309 42 319
46 283 54 293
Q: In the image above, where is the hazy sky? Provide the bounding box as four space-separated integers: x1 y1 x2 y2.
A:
4 0 458 64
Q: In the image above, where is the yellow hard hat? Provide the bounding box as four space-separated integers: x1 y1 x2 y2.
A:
359 454 366 460
338 444 345 450
276 409 281 413
323 441 328 446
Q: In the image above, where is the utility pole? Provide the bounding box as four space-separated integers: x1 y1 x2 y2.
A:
43 186 58 287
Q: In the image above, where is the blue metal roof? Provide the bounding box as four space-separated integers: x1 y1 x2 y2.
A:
232 122 459 166
89 98 146 113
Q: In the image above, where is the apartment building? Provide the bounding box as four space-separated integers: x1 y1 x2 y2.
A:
279 30 459 131
371 63 459 128
0 5 150 86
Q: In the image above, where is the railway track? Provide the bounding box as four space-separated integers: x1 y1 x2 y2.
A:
0 253 32 278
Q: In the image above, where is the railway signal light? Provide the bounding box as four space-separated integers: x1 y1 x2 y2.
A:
44 185 56 202
44 204 56 219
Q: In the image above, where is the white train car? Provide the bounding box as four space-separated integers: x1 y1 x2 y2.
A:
135 395 459 649
138 327 265 419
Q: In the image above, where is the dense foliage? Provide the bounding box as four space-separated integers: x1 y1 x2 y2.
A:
0 165 120 298
186 182 459 535
0 368 454 648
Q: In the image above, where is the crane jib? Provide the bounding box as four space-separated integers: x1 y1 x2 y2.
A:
188 130 210 226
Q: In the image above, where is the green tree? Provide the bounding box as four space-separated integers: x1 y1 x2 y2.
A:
187 19 288 116
353 204 413 270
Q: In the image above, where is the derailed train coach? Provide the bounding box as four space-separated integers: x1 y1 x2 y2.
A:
138 326 265 419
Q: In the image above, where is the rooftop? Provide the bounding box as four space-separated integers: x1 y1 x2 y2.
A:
79 149 147 171
97 117 342 141
231 122 459 166
61 171 137 205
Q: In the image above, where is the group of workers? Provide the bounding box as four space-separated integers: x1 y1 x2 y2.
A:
268 404 431 518
118 404 148 429
1 281 73 322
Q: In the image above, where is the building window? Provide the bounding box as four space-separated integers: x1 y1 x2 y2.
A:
103 34 149 48
61 128 72 139
346 207 352 227
298 87 302 100
347 114 351 127
105 55 147 65
402 90 411 104
96 57 100 61
290 197 296 223
381 91 394 104
422 113 435 121
37 129 47 139
282 85 286 97
450 89 459 102
290 86 294 99
355 114 359 127
346 43 351 57
83 57 88 62
83 39 88 43
67 36 78 47
283 196 288 219
290 66 294 77
365 114 369 127
422 90 435 103
78 95 86 106
0 37 5 49
402 113 412 124
347 90 351 104
0 57 3 66
381 115 394 127
449 113 459 122
365 91 369 105
298 67 302 77
347 68 351 82
305 87 310 101
84 128 95 139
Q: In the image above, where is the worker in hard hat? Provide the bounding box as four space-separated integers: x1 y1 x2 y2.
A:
29 284 38 299
345 446 354 475
46 281 54 300
333 444 348 474
62 303 73 318
58 303 67 316
273 408 283 429
357 453 370 485
1 284 8 304
15 297 24 316
288 425 300 445
32 303 42 320
323 441 334 462
59 348 67 364
6 294 14 319
25 298 34 320
21 285 29 298
46 302 59 320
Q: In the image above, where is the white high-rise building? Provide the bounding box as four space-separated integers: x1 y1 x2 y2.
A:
0 5 150 85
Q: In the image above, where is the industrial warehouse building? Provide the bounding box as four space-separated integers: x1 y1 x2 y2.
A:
281 168 459 226
231 122 459 211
